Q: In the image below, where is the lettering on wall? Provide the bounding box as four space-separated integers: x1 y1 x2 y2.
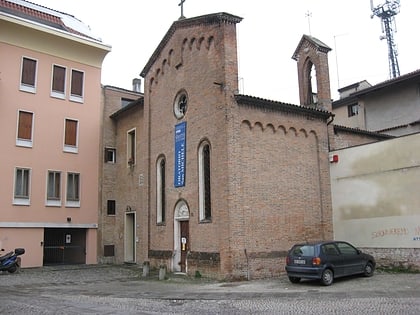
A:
371 227 408 239
371 225 420 241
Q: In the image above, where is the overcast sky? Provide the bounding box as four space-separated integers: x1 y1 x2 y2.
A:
32 0 419 104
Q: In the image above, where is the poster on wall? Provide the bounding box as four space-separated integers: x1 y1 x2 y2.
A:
174 121 186 187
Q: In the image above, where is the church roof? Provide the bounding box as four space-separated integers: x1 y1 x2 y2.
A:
333 125 394 139
109 97 144 120
0 0 103 42
235 94 332 119
140 12 243 77
291 34 332 61
375 119 420 134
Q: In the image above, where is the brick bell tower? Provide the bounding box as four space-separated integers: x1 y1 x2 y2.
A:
292 35 332 112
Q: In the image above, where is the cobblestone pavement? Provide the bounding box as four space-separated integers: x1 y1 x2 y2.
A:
0 265 419 314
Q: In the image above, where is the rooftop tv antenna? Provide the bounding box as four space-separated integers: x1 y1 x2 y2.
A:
370 0 401 79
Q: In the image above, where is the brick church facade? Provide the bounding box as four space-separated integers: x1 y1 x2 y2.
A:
101 13 337 279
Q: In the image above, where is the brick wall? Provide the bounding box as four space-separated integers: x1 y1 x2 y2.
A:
99 87 144 264
223 104 333 279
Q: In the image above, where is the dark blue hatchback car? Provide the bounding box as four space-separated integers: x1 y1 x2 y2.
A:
285 241 376 286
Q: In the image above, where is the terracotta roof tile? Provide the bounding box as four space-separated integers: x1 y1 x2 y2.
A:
0 0 99 41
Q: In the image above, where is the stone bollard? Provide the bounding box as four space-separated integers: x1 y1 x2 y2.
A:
158 265 166 280
142 261 150 277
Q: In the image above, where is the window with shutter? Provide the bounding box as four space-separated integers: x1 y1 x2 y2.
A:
20 57 37 93
64 119 78 153
52 65 66 98
70 69 84 102
16 111 33 147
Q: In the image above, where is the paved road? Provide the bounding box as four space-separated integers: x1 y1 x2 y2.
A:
0 265 419 314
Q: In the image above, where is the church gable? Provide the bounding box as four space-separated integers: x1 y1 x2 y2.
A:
141 13 242 92
148 35 215 89
292 35 331 61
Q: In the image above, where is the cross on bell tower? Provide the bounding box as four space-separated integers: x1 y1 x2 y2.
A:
178 0 186 19
305 10 312 35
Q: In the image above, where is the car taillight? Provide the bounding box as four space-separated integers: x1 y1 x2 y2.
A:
312 257 321 265
286 257 290 264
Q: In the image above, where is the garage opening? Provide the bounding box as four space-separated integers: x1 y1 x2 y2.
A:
43 228 86 265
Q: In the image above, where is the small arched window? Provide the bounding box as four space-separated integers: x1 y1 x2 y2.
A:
198 141 211 221
304 60 317 106
156 156 166 224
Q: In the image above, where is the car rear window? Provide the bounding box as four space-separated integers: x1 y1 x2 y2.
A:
291 245 315 256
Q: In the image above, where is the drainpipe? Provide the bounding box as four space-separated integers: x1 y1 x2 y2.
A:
323 112 335 240
326 113 335 152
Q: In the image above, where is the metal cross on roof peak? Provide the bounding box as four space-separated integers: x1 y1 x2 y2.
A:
178 0 186 19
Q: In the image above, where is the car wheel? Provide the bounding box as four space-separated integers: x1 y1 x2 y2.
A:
288 276 301 284
363 262 374 277
321 269 334 286
7 265 17 273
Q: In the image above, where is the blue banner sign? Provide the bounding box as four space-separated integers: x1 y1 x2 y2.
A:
174 122 186 187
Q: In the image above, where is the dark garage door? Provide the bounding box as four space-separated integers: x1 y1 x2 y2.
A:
43 228 86 265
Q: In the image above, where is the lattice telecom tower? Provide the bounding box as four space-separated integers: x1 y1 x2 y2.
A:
371 0 401 79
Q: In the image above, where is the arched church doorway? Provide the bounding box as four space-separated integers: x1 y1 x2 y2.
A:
173 199 190 273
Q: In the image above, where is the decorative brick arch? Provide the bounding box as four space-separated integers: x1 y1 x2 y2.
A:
292 35 332 111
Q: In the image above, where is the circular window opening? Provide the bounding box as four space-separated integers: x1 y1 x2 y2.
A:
174 91 188 119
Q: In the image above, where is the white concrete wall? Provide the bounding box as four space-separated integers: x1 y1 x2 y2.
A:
330 133 420 249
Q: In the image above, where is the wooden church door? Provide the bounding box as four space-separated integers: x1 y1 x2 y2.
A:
180 220 189 272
